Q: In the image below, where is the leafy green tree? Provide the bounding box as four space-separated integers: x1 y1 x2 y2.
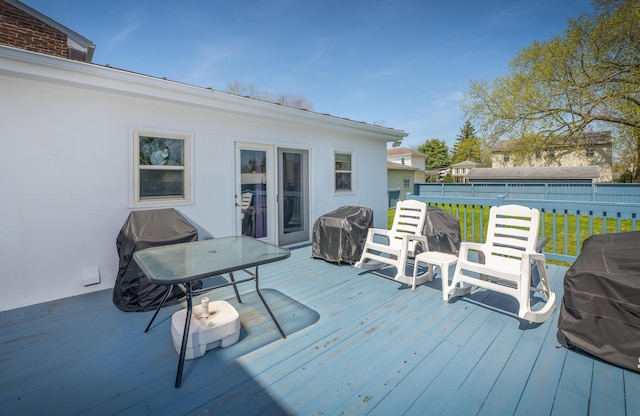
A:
463 0 640 180
417 139 450 170
451 121 483 164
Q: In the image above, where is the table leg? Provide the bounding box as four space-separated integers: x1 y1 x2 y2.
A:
228 272 243 303
254 266 286 339
175 281 192 388
145 284 174 333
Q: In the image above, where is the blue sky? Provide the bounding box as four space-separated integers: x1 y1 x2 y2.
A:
23 0 593 149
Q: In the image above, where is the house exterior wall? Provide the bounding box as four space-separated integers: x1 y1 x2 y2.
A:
451 167 472 183
492 143 613 182
387 154 425 170
413 170 425 184
0 46 402 311
449 161 481 183
387 150 426 185
0 1 68 58
387 169 414 200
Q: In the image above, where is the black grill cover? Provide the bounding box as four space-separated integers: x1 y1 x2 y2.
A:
114 208 200 312
421 206 461 254
312 206 373 264
557 231 640 372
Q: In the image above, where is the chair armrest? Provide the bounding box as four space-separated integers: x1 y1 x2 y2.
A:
525 252 546 264
459 241 483 252
366 227 392 237
458 241 484 261
405 234 429 252
365 227 393 244
406 234 428 243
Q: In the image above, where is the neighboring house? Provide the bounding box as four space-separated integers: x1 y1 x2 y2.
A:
449 160 483 183
424 169 445 183
387 161 419 200
491 131 613 182
0 0 95 62
386 147 427 185
0 1 407 311
467 166 600 183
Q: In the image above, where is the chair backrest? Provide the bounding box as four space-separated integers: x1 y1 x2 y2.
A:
389 199 427 251
483 204 540 268
241 192 253 210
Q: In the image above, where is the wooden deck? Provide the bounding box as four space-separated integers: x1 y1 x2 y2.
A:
2 245 639 415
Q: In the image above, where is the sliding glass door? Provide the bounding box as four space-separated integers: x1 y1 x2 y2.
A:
278 148 309 246
237 144 272 240
236 144 309 246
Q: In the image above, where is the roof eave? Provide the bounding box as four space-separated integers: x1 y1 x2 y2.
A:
0 46 407 140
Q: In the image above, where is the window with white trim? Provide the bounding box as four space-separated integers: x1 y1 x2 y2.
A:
334 151 353 192
132 129 192 206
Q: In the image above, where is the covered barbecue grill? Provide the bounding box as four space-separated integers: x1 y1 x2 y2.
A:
557 231 640 372
312 206 373 264
113 208 200 312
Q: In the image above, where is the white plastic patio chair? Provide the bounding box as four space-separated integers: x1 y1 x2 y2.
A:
240 192 253 220
355 199 432 286
447 204 556 323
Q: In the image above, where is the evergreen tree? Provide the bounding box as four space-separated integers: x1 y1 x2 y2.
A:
451 121 482 164
417 139 451 170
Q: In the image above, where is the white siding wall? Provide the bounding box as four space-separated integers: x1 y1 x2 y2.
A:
0 48 401 311
387 169 413 200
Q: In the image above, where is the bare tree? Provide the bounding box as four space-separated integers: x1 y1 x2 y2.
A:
225 80 313 110
275 94 314 111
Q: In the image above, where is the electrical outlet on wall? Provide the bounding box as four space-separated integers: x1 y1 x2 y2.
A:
82 266 100 286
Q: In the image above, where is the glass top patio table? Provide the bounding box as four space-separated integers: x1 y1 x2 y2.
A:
134 236 290 284
133 236 290 388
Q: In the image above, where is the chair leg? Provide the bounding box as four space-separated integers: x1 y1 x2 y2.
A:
520 259 556 323
441 263 450 301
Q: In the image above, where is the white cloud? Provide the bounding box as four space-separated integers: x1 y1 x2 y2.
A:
105 22 142 53
185 45 241 86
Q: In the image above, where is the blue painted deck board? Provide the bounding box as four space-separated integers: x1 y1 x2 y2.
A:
1 245 639 415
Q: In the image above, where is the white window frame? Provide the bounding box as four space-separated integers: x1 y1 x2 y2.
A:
333 150 354 193
130 127 194 207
